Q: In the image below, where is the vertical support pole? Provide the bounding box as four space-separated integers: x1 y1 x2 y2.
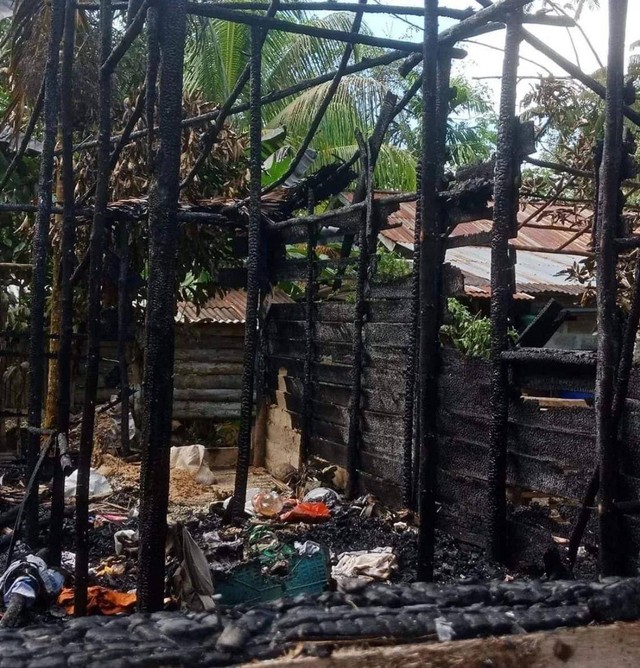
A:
231 24 263 519
118 222 131 457
300 197 317 466
597 0 628 577
136 0 187 612
487 8 521 564
145 3 160 164
75 0 113 616
49 0 77 567
346 133 373 500
402 166 421 510
24 0 65 548
416 0 440 582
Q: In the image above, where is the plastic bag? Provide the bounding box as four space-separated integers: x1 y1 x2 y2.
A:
280 501 331 523
169 445 216 486
64 469 113 499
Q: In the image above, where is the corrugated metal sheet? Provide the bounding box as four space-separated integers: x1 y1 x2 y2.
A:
447 246 586 299
176 288 292 324
380 200 595 255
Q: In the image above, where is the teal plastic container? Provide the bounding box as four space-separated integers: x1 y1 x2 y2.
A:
215 551 328 606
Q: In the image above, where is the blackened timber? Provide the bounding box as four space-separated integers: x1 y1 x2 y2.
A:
180 0 281 191
75 0 113 617
24 0 65 549
346 133 373 500
300 208 317 464
402 164 421 509
416 0 440 583
0 76 45 192
118 223 131 456
49 0 77 568
230 25 263 520
136 0 187 612
102 0 149 75
66 49 409 155
185 4 425 52
262 0 366 195
596 0 628 577
521 29 640 129
186 2 472 18
487 7 521 564
146 4 160 162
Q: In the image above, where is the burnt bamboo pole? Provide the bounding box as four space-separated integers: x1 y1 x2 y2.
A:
487 6 521 564
48 0 77 568
262 0 367 195
180 0 281 191
416 0 441 582
596 0 628 577
24 0 65 549
74 0 113 615
136 0 188 612
230 24 264 519
118 222 131 457
520 29 640 129
346 131 373 500
0 76 45 193
102 0 149 75
146 3 160 162
300 196 317 465
65 49 408 155
402 164 421 509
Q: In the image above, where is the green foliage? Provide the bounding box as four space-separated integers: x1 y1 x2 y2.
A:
439 298 519 360
372 245 411 284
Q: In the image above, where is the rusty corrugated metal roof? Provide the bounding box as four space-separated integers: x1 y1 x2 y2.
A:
176 288 292 324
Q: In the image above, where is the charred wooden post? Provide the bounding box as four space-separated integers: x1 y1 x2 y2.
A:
487 7 521 564
346 133 373 500
230 24 264 519
596 0 628 577
136 0 187 611
145 4 160 163
24 0 65 548
118 222 131 456
402 164 421 509
75 0 113 616
48 0 77 568
416 0 441 582
300 195 317 465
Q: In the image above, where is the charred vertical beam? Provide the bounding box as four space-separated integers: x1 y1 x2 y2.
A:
415 0 441 582
487 8 521 564
300 195 317 465
145 4 160 163
402 164 421 509
231 25 263 519
597 0 628 577
346 132 373 500
48 0 77 568
136 0 187 612
118 222 131 457
24 0 65 548
75 0 113 616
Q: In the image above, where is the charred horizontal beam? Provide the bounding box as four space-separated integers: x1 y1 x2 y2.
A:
446 231 492 249
185 3 425 52
502 348 597 366
187 1 473 19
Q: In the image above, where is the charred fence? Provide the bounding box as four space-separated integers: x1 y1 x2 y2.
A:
263 294 640 570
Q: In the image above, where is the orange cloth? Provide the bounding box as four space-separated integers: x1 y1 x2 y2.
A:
280 501 331 523
57 586 137 615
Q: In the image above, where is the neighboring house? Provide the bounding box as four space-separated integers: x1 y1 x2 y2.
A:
170 287 292 422
377 198 598 350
